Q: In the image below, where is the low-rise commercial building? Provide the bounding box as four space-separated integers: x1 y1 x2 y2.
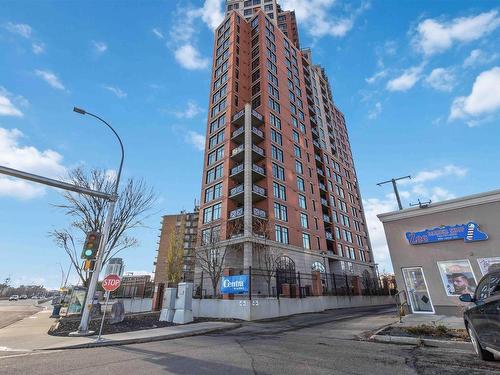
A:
379 189 500 316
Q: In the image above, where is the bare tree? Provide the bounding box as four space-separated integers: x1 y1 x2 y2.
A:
195 220 243 298
253 219 279 296
49 167 156 286
165 220 186 287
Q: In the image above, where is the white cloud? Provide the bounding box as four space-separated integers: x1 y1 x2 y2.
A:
103 85 127 98
364 197 397 273
174 44 210 70
31 42 45 54
4 22 32 38
92 40 108 53
167 1 224 70
174 101 203 119
34 69 66 91
386 65 423 92
463 48 498 68
185 131 205 151
368 102 382 120
152 28 164 40
281 0 369 38
405 164 468 184
365 70 387 84
413 10 500 56
0 88 23 117
425 67 456 92
0 127 66 200
449 66 500 122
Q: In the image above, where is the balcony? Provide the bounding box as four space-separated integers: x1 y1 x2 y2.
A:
229 183 267 203
313 140 321 149
325 231 333 241
229 163 266 183
231 144 245 161
319 182 327 191
228 207 268 221
317 168 324 177
315 154 322 163
321 198 329 207
231 126 264 144
230 144 265 163
229 207 244 220
232 108 264 127
323 214 331 223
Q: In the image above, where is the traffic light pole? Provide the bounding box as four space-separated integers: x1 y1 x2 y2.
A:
71 107 125 336
73 196 117 335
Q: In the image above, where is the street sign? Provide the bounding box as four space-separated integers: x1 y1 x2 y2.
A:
102 274 121 292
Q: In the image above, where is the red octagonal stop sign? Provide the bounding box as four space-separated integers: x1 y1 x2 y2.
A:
102 274 121 292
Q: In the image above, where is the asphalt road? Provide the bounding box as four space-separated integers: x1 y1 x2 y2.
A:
0 300 41 329
0 305 499 375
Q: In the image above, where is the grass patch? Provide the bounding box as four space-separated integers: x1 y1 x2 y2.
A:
406 324 449 336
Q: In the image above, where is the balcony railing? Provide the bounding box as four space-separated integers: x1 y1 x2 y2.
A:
319 183 327 191
252 144 264 157
252 163 265 175
325 231 333 240
229 207 244 219
252 109 263 122
253 207 267 219
315 154 322 163
232 109 245 123
321 198 329 207
230 184 244 196
313 140 320 149
317 168 324 176
230 163 244 176
252 184 266 196
231 144 244 156
323 214 331 223
232 127 244 138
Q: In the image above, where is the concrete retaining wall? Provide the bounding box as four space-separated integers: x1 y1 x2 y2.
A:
193 295 396 321
116 298 153 313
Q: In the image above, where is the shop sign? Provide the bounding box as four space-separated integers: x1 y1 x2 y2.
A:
220 275 249 294
406 221 488 245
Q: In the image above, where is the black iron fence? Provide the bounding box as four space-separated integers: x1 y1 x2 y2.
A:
193 267 393 300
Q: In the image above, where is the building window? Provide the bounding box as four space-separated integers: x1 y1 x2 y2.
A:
294 145 302 158
275 225 289 244
270 113 281 129
208 130 224 149
298 194 307 209
302 233 311 249
297 177 305 192
203 202 222 224
273 202 288 221
272 163 285 181
206 164 223 184
271 129 282 145
300 213 309 229
210 115 226 133
273 182 286 200
271 145 284 162
207 146 224 166
295 160 303 174
204 182 223 203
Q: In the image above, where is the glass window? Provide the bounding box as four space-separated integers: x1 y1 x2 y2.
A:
275 225 289 244
297 177 305 192
295 160 303 174
302 233 311 249
298 194 307 209
300 213 309 229
273 182 286 200
273 202 288 221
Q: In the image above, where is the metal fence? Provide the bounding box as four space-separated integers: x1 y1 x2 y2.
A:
193 267 393 300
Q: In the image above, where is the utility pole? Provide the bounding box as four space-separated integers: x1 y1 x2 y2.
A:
377 176 411 210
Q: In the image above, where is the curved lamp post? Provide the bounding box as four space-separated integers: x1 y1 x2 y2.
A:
71 107 124 336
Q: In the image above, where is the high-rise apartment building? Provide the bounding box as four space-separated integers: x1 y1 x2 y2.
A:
196 0 375 291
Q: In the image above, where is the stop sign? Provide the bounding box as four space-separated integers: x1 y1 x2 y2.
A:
102 274 121 292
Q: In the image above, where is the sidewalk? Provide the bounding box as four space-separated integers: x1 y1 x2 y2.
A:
0 307 240 352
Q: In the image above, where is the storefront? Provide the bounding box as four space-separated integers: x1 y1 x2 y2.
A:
378 189 500 316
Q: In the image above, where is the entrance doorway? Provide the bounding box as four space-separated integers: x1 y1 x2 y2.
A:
276 256 296 295
402 267 434 313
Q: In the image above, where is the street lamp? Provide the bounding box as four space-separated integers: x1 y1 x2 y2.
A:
70 107 125 336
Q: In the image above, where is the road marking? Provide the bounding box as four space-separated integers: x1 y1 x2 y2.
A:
0 350 63 360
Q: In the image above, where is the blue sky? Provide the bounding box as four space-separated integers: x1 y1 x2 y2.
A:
1 1 499 288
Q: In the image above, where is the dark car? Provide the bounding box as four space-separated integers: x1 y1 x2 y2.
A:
460 269 500 361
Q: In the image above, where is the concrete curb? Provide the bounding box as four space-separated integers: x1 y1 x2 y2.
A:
371 334 473 351
39 323 242 350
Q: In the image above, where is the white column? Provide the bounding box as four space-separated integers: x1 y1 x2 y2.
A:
243 103 253 270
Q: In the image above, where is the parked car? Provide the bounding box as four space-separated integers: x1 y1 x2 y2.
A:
9 295 19 301
19 294 28 300
460 269 500 361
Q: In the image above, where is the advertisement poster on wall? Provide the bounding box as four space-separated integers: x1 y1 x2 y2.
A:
437 260 477 296
477 257 500 275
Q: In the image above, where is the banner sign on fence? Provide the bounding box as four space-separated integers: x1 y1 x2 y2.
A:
221 275 249 294
406 221 488 245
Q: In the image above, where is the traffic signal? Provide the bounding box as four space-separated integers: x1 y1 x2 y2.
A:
81 232 101 260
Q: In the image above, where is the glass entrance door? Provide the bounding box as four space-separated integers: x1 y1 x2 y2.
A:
402 267 434 313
